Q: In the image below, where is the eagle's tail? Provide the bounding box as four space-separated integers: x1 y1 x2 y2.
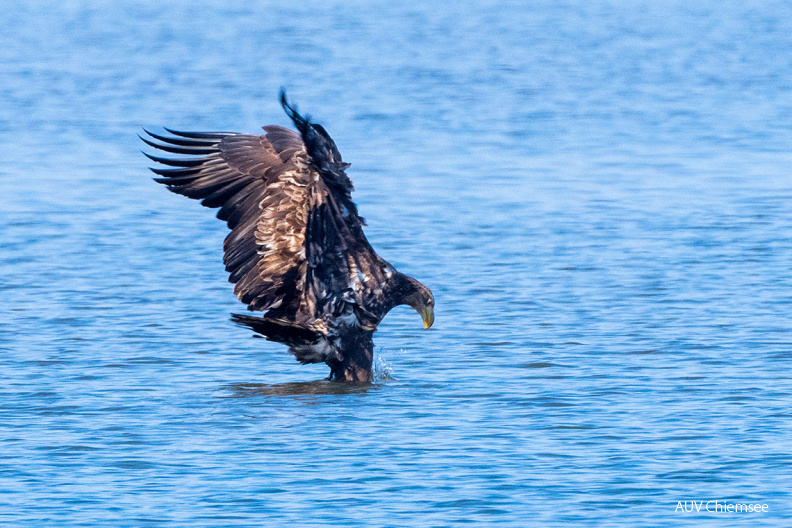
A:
230 314 322 347
231 314 334 365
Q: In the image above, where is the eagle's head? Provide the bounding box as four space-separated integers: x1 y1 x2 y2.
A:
401 276 435 329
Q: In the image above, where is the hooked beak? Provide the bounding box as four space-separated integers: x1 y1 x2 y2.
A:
420 305 434 329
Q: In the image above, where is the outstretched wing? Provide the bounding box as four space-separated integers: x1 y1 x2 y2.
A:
143 125 313 313
144 96 396 329
278 95 399 327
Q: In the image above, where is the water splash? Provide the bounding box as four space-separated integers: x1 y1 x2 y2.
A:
373 353 396 382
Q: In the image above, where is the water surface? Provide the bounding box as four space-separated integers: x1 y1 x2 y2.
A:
2 1 791 526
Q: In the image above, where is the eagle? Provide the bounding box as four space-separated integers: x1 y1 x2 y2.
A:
142 92 434 382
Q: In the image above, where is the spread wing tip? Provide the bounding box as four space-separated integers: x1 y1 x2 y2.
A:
142 151 205 167
140 134 218 155
162 127 235 139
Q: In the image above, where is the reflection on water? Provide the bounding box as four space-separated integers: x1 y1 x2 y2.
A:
224 380 376 398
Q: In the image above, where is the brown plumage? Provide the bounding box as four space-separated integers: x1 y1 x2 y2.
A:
143 91 434 382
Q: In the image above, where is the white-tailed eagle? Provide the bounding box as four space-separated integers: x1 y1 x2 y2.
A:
142 92 434 382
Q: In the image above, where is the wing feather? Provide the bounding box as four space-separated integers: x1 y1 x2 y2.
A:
145 128 308 313
144 102 398 333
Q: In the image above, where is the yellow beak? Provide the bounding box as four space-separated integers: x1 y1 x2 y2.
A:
420 305 434 329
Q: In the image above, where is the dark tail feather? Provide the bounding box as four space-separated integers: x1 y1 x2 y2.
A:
231 314 322 346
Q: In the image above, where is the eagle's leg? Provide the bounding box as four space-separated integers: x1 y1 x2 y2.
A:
328 354 372 382
326 331 374 383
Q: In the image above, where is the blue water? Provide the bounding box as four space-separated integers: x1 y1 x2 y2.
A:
2 1 791 526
